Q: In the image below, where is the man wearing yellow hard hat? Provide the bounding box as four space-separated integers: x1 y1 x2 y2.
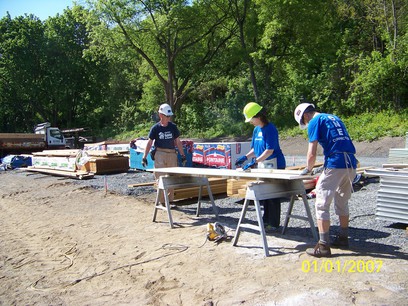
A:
235 102 286 231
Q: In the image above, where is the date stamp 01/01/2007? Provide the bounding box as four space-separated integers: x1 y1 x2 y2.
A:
301 259 383 273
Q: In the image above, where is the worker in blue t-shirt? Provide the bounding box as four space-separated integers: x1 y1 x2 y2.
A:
235 102 286 232
143 103 186 204
294 102 357 258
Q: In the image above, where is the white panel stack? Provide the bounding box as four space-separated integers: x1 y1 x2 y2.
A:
365 168 408 223
388 148 408 164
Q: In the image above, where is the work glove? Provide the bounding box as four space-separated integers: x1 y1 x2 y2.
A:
235 155 248 167
312 165 324 175
150 148 156 161
181 155 187 167
300 168 311 175
242 159 256 171
142 158 148 168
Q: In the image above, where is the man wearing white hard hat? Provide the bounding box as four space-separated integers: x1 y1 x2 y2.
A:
143 103 186 204
294 101 357 258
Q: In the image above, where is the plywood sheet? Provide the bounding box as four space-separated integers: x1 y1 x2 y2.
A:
149 167 312 180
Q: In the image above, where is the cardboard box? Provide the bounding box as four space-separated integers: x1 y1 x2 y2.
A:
85 156 129 174
192 142 251 169
31 155 77 172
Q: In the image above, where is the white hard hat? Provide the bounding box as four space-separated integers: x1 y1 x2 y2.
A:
294 103 315 130
158 103 173 116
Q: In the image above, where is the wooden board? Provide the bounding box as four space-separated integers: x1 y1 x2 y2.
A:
25 167 94 180
128 182 156 188
32 149 80 157
149 167 314 180
285 162 323 170
86 150 126 157
382 164 408 169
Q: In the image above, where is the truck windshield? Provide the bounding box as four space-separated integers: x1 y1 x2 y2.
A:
50 129 63 140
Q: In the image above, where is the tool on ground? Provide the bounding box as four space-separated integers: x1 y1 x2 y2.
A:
207 222 227 242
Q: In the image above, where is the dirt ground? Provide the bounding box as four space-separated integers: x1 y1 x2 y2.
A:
0 136 407 305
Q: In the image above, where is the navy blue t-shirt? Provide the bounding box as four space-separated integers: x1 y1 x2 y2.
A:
148 121 180 149
308 113 357 168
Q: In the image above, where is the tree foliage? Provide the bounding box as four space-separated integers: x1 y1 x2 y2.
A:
0 0 406 139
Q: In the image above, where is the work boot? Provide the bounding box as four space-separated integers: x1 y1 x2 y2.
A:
264 224 280 233
306 242 331 258
331 235 349 248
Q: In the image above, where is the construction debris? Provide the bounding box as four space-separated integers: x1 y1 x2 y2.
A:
26 149 129 178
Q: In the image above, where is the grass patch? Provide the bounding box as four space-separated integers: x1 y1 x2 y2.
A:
111 110 407 143
280 110 408 142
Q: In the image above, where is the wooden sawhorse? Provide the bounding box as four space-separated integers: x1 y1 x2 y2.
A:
153 175 219 228
232 180 318 257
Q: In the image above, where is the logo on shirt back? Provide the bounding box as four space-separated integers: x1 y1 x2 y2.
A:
328 115 350 142
158 131 173 140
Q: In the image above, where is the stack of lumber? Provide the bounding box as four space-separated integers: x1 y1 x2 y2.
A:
80 150 129 174
27 149 93 179
227 178 257 197
27 149 129 178
173 177 227 200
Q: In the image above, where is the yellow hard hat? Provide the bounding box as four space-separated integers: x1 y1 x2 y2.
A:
243 102 263 122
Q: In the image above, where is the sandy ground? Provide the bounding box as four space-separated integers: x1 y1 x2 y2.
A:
0 136 407 305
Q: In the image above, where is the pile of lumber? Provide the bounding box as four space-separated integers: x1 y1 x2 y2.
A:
80 150 129 174
27 149 92 179
173 177 227 200
227 178 257 197
26 149 129 179
128 177 229 200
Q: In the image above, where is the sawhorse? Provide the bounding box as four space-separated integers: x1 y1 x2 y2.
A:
153 175 219 228
232 180 318 257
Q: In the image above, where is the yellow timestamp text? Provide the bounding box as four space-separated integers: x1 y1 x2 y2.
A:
301 259 383 273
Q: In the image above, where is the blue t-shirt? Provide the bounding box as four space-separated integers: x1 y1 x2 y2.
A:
308 113 357 168
251 123 286 169
148 121 180 149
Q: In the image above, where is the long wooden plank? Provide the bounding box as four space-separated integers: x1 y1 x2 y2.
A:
32 149 80 156
25 167 94 179
285 162 323 170
149 167 313 180
86 150 125 157
128 182 156 188
382 164 408 169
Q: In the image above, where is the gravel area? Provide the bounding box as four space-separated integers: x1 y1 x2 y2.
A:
71 156 407 258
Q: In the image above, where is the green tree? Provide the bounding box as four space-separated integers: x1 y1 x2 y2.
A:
87 0 236 116
0 13 47 132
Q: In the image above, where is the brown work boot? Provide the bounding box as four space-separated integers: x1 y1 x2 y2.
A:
331 235 349 248
306 242 331 258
